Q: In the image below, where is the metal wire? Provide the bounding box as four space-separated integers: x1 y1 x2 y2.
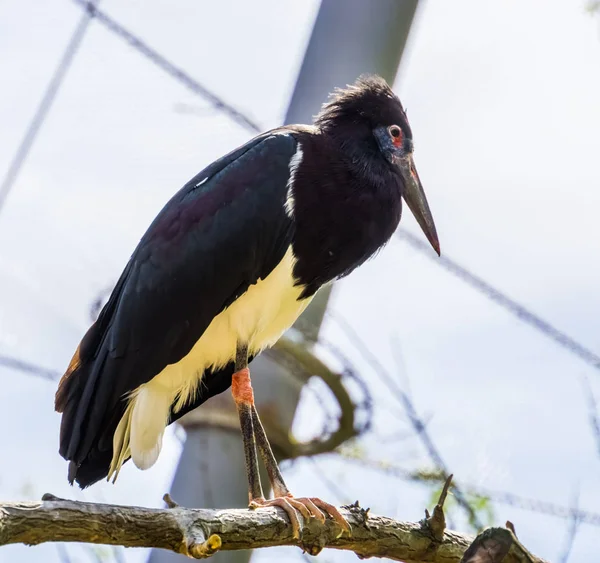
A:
0 0 99 217
73 0 262 133
329 311 483 529
396 228 600 372
0 354 59 381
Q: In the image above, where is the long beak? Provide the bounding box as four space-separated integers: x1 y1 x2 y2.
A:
397 154 440 255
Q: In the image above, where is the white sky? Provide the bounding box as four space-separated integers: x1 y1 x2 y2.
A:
1 1 600 562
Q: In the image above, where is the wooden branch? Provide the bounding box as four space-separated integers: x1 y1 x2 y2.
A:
0 496 549 562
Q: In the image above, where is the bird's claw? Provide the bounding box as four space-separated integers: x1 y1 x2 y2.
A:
250 496 303 538
250 495 351 540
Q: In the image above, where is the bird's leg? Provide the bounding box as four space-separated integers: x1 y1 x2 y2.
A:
249 406 289 497
232 343 350 539
231 343 263 502
248 391 351 538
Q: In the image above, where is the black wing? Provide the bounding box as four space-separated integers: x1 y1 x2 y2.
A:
56 132 298 485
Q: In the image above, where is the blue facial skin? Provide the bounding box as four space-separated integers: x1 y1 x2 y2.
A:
373 124 440 256
373 124 412 165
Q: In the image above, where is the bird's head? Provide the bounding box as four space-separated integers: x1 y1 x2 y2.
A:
315 75 440 256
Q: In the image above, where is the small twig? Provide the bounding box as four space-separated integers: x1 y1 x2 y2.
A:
41 493 68 502
187 534 222 558
424 474 453 541
341 500 371 530
163 493 179 509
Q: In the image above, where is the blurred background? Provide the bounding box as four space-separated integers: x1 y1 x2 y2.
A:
1 1 600 562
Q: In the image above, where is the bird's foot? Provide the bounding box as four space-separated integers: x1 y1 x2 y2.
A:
250 495 351 539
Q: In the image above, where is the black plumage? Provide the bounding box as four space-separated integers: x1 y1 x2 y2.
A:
56 75 439 488
57 134 296 486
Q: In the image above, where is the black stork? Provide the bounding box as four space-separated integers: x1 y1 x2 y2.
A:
55 75 439 537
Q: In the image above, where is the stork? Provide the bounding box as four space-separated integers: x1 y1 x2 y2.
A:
56 75 439 537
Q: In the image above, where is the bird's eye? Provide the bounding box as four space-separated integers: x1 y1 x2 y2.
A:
388 125 403 146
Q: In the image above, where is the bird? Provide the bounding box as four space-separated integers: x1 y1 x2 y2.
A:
55 74 439 537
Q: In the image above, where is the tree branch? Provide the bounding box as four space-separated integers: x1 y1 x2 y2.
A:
0 497 549 562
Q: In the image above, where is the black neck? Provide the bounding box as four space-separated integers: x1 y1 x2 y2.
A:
290 130 403 298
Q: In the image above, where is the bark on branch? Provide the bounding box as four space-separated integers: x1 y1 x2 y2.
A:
0 496 549 562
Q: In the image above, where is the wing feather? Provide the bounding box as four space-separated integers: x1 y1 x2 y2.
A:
57 132 298 482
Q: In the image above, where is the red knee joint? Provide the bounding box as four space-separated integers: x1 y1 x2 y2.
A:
232 368 254 405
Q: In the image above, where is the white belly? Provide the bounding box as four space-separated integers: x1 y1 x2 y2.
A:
109 247 311 479
154 246 310 410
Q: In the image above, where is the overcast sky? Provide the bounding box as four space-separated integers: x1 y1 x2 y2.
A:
1 1 600 562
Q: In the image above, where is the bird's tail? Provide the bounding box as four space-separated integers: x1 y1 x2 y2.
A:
56 338 242 488
55 337 128 488
57 345 173 487
110 382 172 479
